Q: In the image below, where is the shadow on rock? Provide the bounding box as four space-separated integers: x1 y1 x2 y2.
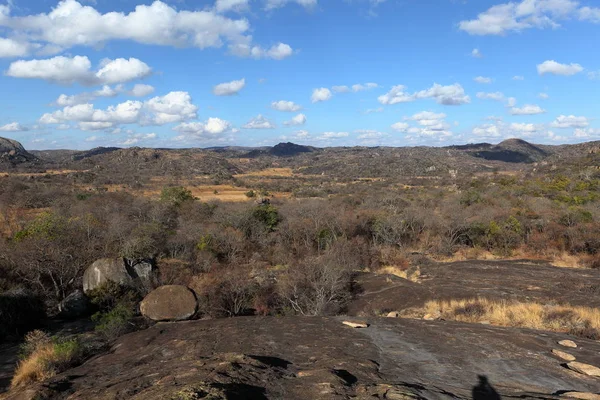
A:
472 375 501 400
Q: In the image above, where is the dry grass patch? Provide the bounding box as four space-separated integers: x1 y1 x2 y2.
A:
377 266 421 282
235 167 294 178
406 298 600 339
11 330 82 388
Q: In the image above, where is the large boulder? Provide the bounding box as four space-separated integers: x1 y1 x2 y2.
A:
58 290 90 319
129 259 157 292
140 285 197 321
83 258 133 294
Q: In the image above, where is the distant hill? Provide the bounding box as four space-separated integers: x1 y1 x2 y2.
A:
0 137 37 165
246 142 316 158
464 138 550 163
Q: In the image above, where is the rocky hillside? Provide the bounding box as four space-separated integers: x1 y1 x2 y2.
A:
0 137 36 165
6 316 600 399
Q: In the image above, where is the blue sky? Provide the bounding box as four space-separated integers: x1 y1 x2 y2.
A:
0 0 598 149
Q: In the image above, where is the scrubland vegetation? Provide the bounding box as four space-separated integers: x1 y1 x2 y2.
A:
2 140 600 389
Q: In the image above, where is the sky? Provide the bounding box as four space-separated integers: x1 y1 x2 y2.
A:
0 0 598 149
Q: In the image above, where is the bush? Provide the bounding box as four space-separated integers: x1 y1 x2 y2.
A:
11 331 83 388
252 204 280 232
277 249 355 316
87 281 141 312
195 268 258 318
160 186 195 206
92 302 135 341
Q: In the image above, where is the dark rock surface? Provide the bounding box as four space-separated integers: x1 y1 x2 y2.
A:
6 316 600 399
350 260 600 315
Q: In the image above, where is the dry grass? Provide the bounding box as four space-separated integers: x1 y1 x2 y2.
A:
234 167 294 177
0 169 84 178
11 331 81 388
406 298 600 339
377 266 421 282
11 344 58 387
434 247 587 269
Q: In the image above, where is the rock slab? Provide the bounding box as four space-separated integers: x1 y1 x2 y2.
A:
553 349 577 362
567 362 600 377
559 340 578 348
140 285 197 321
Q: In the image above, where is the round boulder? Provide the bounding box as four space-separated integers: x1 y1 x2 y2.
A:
83 258 132 294
58 290 90 319
140 285 197 322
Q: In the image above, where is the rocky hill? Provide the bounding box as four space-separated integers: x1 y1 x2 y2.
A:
461 138 550 163
0 137 36 165
6 316 600 399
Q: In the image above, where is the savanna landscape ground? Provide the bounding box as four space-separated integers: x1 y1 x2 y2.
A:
2 137 600 399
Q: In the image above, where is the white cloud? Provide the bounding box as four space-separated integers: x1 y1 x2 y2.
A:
215 0 250 13
213 78 245 96
588 71 600 80
229 42 293 60
379 83 470 106
319 131 349 139
143 92 198 125
414 83 471 105
0 122 28 131
351 83 378 92
378 85 413 105
332 83 378 93
537 60 584 76
79 121 115 131
459 0 580 35
506 97 517 107
512 75 525 80
538 92 549 99
406 111 450 130
355 130 387 139
550 115 589 128
0 37 31 57
472 124 502 138
120 133 157 146
40 91 198 128
474 76 492 84
579 7 600 23
574 128 600 138
332 85 350 93
54 84 123 106
264 0 317 11
174 118 233 138
477 92 505 101
243 114 275 129
311 87 332 103
364 107 384 114
510 122 540 133
6 56 151 85
129 84 155 97
95 58 151 85
284 113 306 126
509 104 546 115
271 100 302 112
392 111 453 139
391 122 410 132
469 120 542 141
472 48 482 58
0 0 282 59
